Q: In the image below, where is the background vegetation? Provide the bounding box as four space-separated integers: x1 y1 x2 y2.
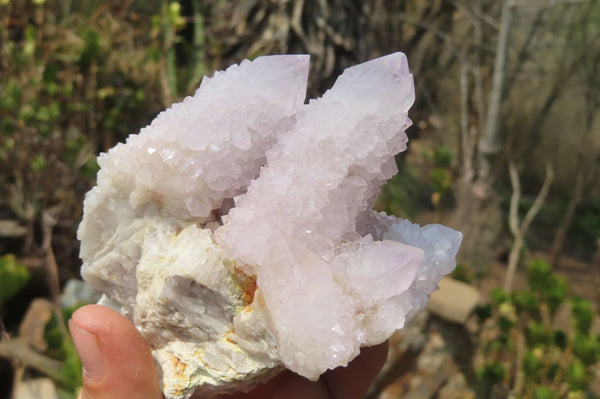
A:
0 0 598 398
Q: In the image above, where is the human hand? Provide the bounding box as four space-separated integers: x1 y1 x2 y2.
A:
69 304 388 399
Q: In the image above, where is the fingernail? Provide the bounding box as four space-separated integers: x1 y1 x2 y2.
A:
69 319 104 381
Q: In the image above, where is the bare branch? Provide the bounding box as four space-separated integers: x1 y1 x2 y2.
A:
505 7 545 96
504 162 554 292
453 0 500 30
520 163 554 235
508 160 521 237
393 13 460 56
0 338 69 386
42 208 67 337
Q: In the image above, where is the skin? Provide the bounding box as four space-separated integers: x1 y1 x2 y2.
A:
70 304 388 399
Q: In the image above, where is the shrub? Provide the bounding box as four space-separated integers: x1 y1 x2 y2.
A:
475 259 599 397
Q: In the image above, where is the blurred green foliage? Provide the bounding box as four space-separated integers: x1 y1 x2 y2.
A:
521 196 600 259
0 254 29 305
475 260 599 398
377 145 458 216
450 263 473 284
499 192 599 262
377 160 429 218
527 259 568 314
477 361 505 386
0 1 597 397
0 1 199 394
0 0 205 270
571 201 600 251
44 305 84 398
533 386 560 399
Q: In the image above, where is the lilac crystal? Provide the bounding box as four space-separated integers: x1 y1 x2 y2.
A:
78 53 462 399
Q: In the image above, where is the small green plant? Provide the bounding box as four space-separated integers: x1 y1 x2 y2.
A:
527 259 568 314
475 259 599 398
571 296 595 334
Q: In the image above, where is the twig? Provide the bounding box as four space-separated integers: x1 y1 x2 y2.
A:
505 7 545 97
508 160 521 237
520 163 554 235
394 13 460 57
453 0 500 30
504 162 554 292
42 208 67 337
0 338 70 386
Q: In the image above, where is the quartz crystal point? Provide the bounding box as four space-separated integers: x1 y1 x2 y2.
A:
78 53 462 399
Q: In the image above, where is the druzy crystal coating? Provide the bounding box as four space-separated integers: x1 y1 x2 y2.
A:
78 53 462 399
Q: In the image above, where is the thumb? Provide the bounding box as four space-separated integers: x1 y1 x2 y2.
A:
69 304 163 399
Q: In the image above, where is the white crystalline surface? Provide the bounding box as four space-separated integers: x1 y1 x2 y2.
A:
78 53 462 399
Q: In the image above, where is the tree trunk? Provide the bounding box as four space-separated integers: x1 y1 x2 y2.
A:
505 233 524 292
478 0 512 181
459 55 475 182
451 0 512 272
